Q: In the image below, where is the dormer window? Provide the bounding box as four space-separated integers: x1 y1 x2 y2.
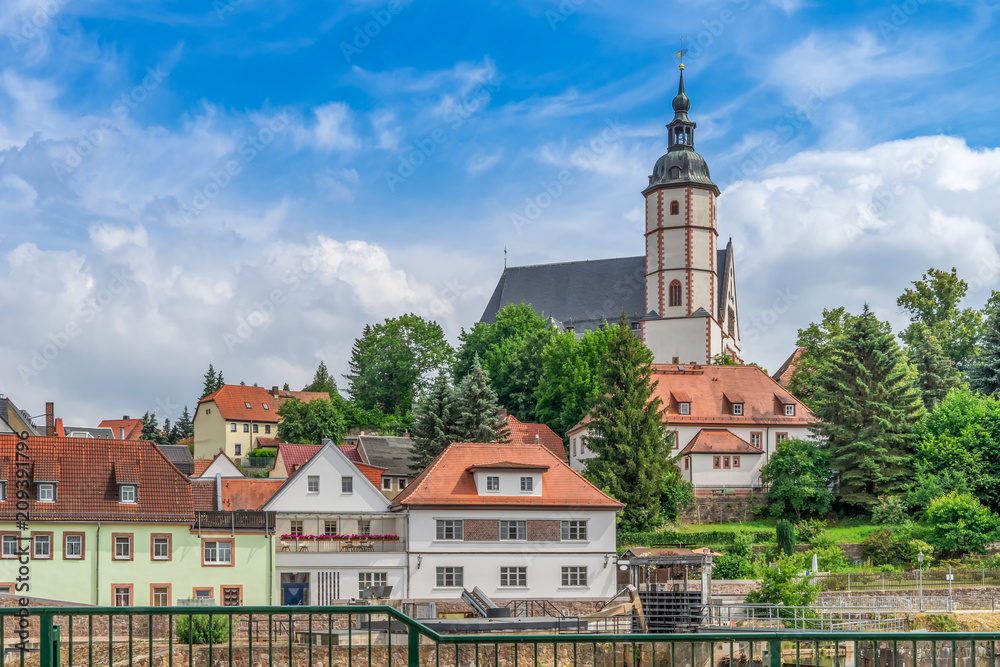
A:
679 402 691 415
486 476 499 491
38 484 54 502
244 402 252 409
785 404 795 417
119 485 136 503
732 403 743 416
520 476 533 492
262 403 269 410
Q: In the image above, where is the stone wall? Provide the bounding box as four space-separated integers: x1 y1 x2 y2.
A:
679 495 765 524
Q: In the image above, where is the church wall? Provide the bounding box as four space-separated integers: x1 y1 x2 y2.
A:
643 316 710 365
644 189 688 233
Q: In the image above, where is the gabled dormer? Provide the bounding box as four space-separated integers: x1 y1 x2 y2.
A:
723 391 745 417
671 391 692 416
468 462 548 497
114 461 140 504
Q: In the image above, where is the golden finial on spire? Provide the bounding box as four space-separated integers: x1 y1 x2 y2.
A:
674 37 688 70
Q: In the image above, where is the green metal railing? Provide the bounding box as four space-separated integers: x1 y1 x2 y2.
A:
4 604 1000 666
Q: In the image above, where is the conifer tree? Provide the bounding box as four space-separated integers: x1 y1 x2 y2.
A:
409 372 460 472
162 418 173 444
969 312 1000 395
304 360 339 396
912 333 962 409
216 369 224 389
140 412 168 446
174 406 194 441
201 363 219 398
583 313 687 532
455 357 510 444
813 305 923 511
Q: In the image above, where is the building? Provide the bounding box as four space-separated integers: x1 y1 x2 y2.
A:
0 395 42 435
505 414 568 463
98 416 145 440
0 435 273 606
481 65 740 365
261 441 407 604
392 442 621 601
773 347 807 387
269 442 322 479
354 435 414 499
567 364 818 492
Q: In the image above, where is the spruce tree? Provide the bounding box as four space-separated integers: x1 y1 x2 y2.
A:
216 369 224 389
162 418 173 445
174 406 194 441
912 333 962 409
304 360 339 395
455 357 510 443
409 372 460 472
969 313 1000 395
583 313 682 532
140 412 168 446
813 305 923 511
201 363 218 398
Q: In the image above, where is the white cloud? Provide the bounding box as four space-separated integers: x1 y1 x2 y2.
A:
89 223 149 252
309 102 361 151
466 151 502 175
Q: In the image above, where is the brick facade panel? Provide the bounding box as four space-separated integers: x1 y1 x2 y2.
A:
463 519 499 541
527 519 561 542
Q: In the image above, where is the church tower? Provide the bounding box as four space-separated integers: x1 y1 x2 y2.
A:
641 63 741 364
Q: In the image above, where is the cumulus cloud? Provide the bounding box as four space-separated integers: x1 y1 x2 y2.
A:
309 102 361 151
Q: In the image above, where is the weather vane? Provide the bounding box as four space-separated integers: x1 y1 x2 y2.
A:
675 37 688 70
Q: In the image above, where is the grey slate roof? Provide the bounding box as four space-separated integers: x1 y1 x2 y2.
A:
480 257 647 332
356 435 414 477
64 426 115 438
157 444 195 475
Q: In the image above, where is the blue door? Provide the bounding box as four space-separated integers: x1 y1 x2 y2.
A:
282 583 307 606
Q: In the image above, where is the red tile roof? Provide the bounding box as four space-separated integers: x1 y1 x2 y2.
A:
391 442 622 509
198 385 280 423
354 461 386 487
680 429 763 455
255 437 281 449
339 444 362 463
191 479 216 510
506 415 567 462
34 459 60 482
192 459 214 477
98 418 144 440
773 347 807 387
220 479 285 510
276 443 322 473
0 435 193 522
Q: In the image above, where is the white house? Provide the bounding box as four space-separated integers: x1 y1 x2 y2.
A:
261 442 407 604
568 364 818 493
391 442 622 601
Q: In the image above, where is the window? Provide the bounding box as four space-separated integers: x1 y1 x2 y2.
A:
222 586 242 606
713 456 721 470
152 586 169 607
776 433 788 444
0 481 6 501
152 535 171 561
670 166 681 179
64 533 83 559
324 520 338 535
244 402 252 409
561 566 587 587
383 477 392 490
0 585 10 594
669 280 682 307
307 476 319 493
38 483 54 502
114 535 132 560
679 402 691 415
785 404 795 417
342 477 353 493
2 535 18 559
262 402 269 410
732 403 743 416
398 478 407 489
561 520 588 541
243 424 249 432
520 476 533 492
234 443 242 455
669 430 679 449
33 534 51 559
194 588 213 599
252 424 259 433
358 572 387 596
486 476 499 491
230 423 237 432
728 307 736 337
684 457 690 470
289 520 303 536
750 432 762 448
670 200 679 215
436 567 463 587
723 456 730 469
500 520 526 541
265 425 271 434
119 485 136 503
206 408 211 415
203 540 232 565
114 586 132 607
358 520 371 535
500 567 527 587
436 519 464 540
733 456 741 468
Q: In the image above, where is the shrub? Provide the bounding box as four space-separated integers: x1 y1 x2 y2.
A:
249 448 277 458
175 614 231 644
617 529 774 548
863 526 933 566
794 519 828 543
761 439 834 520
776 520 796 556
925 491 1000 556
713 552 752 579
872 496 909 526
744 552 819 607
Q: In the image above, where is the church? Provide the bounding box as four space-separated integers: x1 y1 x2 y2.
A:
481 64 741 365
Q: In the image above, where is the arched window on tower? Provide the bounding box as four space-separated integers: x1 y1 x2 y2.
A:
669 280 682 307
670 200 679 215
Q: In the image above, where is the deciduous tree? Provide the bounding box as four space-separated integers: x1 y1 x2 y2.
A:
760 439 834 520
897 267 983 369
276 399 346 445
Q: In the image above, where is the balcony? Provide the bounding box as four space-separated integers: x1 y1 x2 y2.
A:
277 538 405 553
196 511 277 531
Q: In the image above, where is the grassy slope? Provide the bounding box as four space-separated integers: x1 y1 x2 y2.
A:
671 521 879 544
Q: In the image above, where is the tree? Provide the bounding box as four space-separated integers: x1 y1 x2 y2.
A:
276 399 346 445
304 360 340 396
173 406 194 442
583 313 689 532
454 303 550 382
760 439 834 520
201 363 224 398
744 552 819 607
140 412 168 446
969 311 1000 394
346 315 454 413
409 372 460 472
897 267 983 369
787 307 858 407
911 333 963 410
710 352 738 365
776 520 796 556
491 326 559 422
455 357 510 443
925 491 1000 556
812 305 923 511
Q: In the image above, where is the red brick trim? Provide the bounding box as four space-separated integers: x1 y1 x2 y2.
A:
685 187 694 316
30 531 53 560
112 583 134 607
150 583 172 607
150 533 172 562
63 532 85 560
201 537 235 567
111 533 133 561
656 191 665 314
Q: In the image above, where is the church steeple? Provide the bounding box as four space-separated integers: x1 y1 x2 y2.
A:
667 64 695 151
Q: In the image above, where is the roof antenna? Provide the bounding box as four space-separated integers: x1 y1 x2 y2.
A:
504 246 507 270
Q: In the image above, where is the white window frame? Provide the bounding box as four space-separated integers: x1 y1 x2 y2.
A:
342 477 353 494
732 403 743 416
358 520 371 535
751 433 761 448
1 535 17 558
114 587 131 607
204 540 232 565
0 480 6 501
679 402 691 415
119 485 136 503
358 571 387 596
289 520 304 536
324 520 338 535
486 476 499 491
500 566 527 587
38 484 54 502
153 536 170 560
230 423 237 432
307 476 320 493
65 534 83 559
234 443 242 456
33 535 50 558
436 519 463 540
435 567 463 588
561 566 587 587
785 404 795 416
499 520 526 541
114 536 131 560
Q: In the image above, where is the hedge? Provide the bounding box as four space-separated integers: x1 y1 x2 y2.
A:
249 448 277 458
618 530 775 548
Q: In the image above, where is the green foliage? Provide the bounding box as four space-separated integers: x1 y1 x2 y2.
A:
911 334 963 410
455 357 510 444
807 532 849 572
925 491 1000 556
862 526 933 566
249 448 276 457
584 313 689 532
970 310 1000 395
410 372 460 472
174 614 231 644
787 307 859 408
340 402 411 436
617 529 774 547
712 528 756 579
140 412 169 446
776 520 796 556
303 360 340 396
897 267 983 370
744 552 819 607
794 519 828 543
710 352 738 365
761 439 834 520
201 363 224 398
171 406 194 442
812 305 923 511
872 496 910 526
923 615 964 633
276 399 345 445
491 326 559 423
346 315 454 413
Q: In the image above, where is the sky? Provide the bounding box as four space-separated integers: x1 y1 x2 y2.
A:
1 0 999 425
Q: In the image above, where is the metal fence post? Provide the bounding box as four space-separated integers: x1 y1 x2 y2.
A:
769 640 782 667
408 623 420 666
38 612 56 667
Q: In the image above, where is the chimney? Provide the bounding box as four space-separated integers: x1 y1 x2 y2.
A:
120 427 125 439
271 386 279 397
122 415 130 420
45 402 54 436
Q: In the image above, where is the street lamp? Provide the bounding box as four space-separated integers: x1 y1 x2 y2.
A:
917 551 924 611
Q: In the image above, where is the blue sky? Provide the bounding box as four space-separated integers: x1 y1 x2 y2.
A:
2 0 999 424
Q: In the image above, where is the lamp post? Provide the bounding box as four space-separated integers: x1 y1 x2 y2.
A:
917 551 924 611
